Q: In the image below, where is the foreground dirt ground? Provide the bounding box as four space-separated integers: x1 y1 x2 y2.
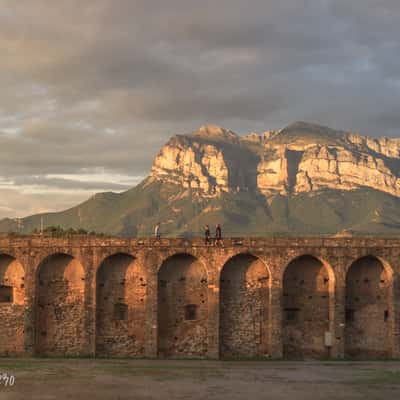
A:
0 358 399 400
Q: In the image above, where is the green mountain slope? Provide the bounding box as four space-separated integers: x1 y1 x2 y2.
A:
1 185 400 237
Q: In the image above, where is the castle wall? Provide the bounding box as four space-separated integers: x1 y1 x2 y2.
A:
220 254 270 357
345 256 392 358
35 254 86 355
0 236 399 359
282 255 334 358
0 255 25 355
157 254 208 358
96 253 146 357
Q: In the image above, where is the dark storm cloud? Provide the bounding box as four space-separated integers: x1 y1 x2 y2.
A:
0 0 399 216
1 0 399 132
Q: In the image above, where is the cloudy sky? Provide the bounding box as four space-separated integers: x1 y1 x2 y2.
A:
0 0 399 218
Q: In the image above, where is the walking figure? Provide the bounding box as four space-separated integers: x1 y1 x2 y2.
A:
204 224 211 246
215 223 224 247
154 222 161 238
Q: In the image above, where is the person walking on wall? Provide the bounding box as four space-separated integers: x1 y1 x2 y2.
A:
204 224 211 246
154 222 161 238
215 223 223 246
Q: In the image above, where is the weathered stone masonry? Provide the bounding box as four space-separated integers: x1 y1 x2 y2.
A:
0 235 399 359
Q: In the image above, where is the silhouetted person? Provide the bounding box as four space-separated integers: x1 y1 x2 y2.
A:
204 224 211 245
215 223 223 246
154 222 161 238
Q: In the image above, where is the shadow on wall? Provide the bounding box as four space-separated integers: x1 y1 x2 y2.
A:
219 253 270 358
157 253 208 358
282 255 335 359
35 253 85 356
345 256 392 359
0 254 25 354
96 253 146 357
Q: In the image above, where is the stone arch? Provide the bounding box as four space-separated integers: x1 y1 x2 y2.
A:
0 254 25 354
96 253 146 357
219 253 270 358
345 255 393 358
157 253 208 358
35 253 85 355
282 254 335 359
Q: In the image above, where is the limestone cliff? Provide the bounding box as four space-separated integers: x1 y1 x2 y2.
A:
149 129 230 195
148 125 258 196
148 122 400 200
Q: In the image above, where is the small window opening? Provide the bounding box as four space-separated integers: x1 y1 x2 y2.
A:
0 285 13 303
285 308 300 322
114 303 128 321
384 310 389 322
346 309 355 322
184 304 198 320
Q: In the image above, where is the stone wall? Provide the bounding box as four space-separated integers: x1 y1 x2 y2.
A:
220 254 270 357
35 254 86 356
345 256 391 358
157 254 208 358
0 255 25 355
96 253 146 357
0 236 399 359
282 255 333 358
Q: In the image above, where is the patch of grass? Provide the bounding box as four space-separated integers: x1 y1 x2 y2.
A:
357 369 400 385
0 360 40 370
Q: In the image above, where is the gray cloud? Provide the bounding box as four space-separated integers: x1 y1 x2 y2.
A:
0 0 399 217
11 176 131 191
0 188 92 218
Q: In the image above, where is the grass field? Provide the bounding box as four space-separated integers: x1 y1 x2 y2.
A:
0 358 399 399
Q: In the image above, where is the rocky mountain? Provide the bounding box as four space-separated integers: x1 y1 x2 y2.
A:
2 121 400 236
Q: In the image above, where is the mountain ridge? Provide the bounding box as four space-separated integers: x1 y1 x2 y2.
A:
2 121 400 237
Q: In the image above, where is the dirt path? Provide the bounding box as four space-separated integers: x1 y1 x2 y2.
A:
0 359 399 399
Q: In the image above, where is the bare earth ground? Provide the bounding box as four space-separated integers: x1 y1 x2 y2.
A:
0 359 400 400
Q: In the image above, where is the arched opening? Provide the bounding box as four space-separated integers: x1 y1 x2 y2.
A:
35 253 85 356
0 254 25 354
96 253 146 357
345 256 392 358
219 254 270 358
157 254 208 358
282 255 334 359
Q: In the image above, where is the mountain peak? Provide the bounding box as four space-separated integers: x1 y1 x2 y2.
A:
190 125 238 141
282 121 345 135
287 121 331 129
270 121 347 146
